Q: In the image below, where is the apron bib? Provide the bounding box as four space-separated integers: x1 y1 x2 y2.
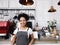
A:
16 28 29 45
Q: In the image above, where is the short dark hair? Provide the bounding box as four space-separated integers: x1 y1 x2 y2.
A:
17 13 29 21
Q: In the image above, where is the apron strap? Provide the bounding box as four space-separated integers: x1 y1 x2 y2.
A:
27 27 29 31
18 27 29 31
18 28 19 31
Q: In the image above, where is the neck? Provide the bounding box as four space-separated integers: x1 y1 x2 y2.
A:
20 26 27 30
21 26 26 28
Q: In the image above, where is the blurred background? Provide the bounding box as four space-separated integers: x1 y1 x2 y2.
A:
0 0 60 45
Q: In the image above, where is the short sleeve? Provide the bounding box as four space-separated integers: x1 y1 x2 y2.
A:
13 28 18 34
28 28 33 35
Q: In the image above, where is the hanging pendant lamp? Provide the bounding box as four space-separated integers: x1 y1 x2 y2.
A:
48 6 56 12
58 1 60 5
19 0 34 6
48 0 56 12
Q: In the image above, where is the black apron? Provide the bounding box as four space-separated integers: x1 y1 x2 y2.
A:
16 28 29 45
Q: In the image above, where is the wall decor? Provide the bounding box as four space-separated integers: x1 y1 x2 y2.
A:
3 10 8 16
29 10 35 20
0 14 4 19
0 10 4 19
0 10 3 14
0 9 35 20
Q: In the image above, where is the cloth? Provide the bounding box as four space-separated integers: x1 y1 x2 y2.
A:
16 31 29 45
13 28 33 38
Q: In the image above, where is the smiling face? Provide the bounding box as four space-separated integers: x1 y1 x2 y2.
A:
19 17 27 27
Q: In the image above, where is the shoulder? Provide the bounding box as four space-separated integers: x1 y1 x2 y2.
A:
28 28 32 31
13 28 18 34
28 28 33 34
15 28 19 31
